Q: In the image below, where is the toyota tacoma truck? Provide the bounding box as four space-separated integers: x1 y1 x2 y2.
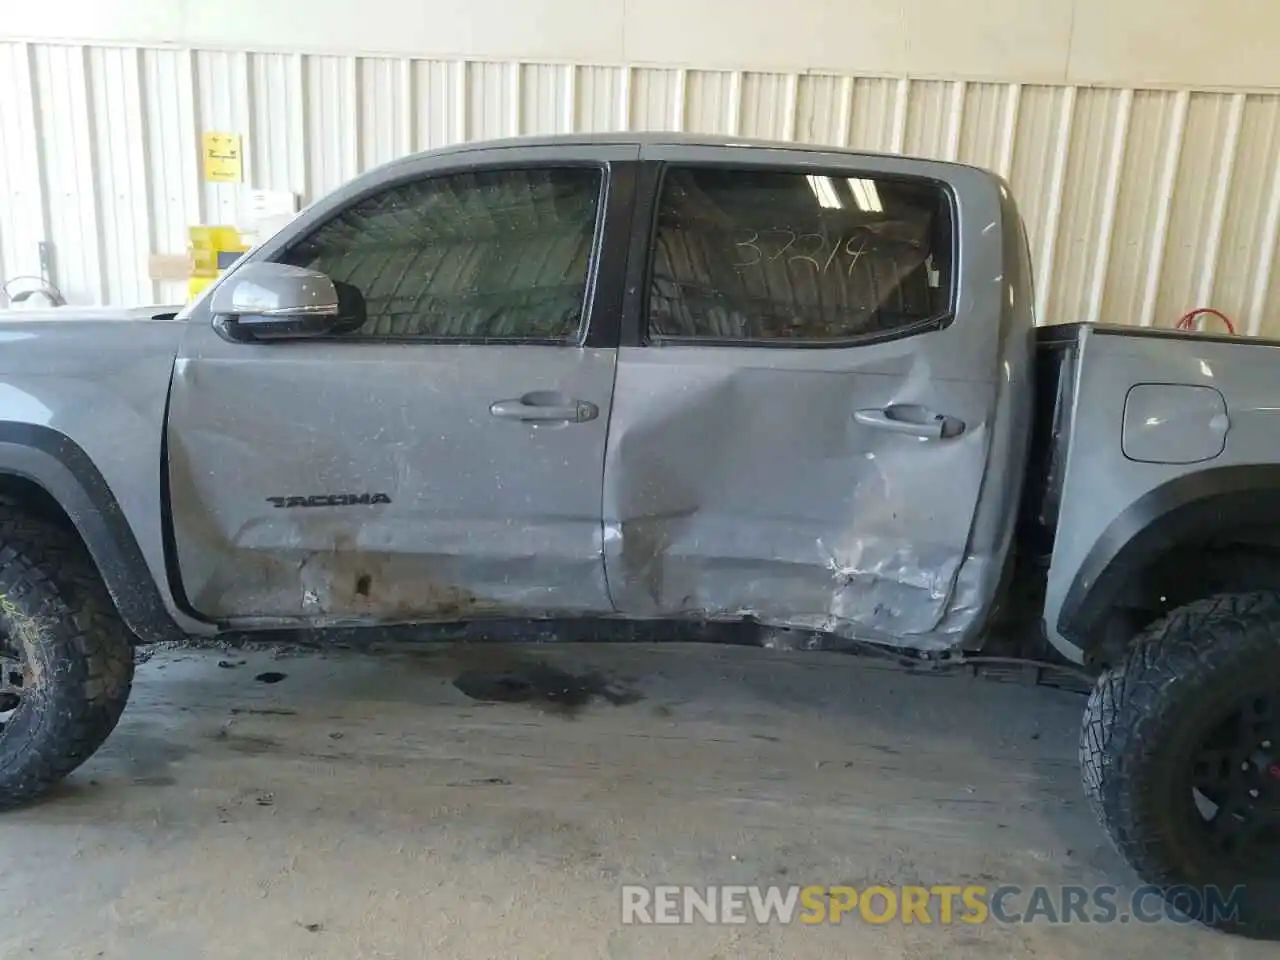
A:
0 133 1277 936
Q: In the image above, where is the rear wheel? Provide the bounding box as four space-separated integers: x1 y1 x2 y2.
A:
1081 592 1280 938
0 508 133 808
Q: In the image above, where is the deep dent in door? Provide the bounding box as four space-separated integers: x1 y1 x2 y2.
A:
601 349 993 652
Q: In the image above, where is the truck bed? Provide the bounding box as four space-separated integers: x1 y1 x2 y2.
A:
1029 321 1280 659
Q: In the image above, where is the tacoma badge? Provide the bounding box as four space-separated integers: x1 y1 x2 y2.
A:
265 493 392 508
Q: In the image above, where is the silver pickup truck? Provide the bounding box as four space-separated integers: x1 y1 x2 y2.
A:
0 134 1277 936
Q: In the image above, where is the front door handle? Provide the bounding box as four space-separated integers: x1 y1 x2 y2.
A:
490 393 599 423
854 405 965 440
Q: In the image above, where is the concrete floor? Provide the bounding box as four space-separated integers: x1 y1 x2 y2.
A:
0 641 1272 959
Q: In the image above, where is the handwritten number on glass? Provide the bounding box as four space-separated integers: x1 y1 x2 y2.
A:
764 228 797 261
732 230 763 268
789 234 825 271
733 229 875 276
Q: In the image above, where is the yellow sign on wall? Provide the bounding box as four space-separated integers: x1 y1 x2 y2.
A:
202 132 243 183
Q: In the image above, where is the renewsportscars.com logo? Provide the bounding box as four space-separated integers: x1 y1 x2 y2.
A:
620 883 1246 926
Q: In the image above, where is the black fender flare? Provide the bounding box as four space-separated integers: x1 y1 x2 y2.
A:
1057 464 1280 651
0 423 186 643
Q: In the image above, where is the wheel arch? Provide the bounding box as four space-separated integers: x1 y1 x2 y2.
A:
1057 464 1280 665
0 423 186 643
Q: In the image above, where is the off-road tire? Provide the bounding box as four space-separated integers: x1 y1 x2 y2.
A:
0 506 134 808
1081 592 1280 939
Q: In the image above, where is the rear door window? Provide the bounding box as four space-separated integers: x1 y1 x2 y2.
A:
647 166 953 344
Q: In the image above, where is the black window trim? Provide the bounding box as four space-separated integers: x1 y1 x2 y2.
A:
262 159 628 349
632 160 960 350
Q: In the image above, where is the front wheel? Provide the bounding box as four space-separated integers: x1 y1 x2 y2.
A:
1081 592 1280 938
0 509 134 808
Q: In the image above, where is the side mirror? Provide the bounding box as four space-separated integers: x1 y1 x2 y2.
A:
210 262 342 342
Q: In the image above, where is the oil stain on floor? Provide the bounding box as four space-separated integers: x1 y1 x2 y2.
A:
452 661 642 716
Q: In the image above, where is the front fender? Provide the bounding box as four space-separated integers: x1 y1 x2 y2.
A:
0 424 191 642
0 314 215 641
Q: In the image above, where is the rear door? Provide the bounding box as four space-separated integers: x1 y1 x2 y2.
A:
167 144 637 624
602 145 1003 645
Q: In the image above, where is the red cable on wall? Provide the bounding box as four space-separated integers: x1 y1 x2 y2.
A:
1175 307 1237 336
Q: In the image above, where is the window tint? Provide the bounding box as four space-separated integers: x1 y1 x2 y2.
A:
648 167 952 343
281 166 603 341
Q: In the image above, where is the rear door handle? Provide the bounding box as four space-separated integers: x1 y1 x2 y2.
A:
854 406 965 440
490 395 599 423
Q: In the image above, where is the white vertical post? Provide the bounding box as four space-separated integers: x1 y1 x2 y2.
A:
1034 85 1076 326
291 52 308 201
1248 117 1280 337
618 65 631 132
562 64 576 133
782 72 798 141
727 70 743 136
183 48 205 224
944 80 965 161
996 83 1021 179
507 62 521 137
134 46 159 301
1139 90 1190 327
836 74 853 147
1194 92 1245 314
19 43 52 278
453 59 468 143
400 58 415 155
890 77 909 153
347 57 361 173
1086 88 1133 325
78 47 108 303
672 68 686 132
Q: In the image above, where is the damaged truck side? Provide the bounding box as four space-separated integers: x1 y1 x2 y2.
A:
1 134 1279 936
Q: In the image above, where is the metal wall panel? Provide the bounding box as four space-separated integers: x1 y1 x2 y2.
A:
847 77 902 153
361 56 412 170
0 44 45 293
33 44 105 304
739 72 794 141
576 65 624 133
956 82 1014 175
793 74 841 145
414 60 464 152
1045 86 1120 328
901 79 952 160
3 40 1280 340
686 70 736 136
1102 89 1179 329
249 52 306 205
630 67 681 133
520 63 574 137
141 48 201 305
86 46 151 306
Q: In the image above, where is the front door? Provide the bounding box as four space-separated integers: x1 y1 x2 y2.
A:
603 145 1003 646
167 146 636 624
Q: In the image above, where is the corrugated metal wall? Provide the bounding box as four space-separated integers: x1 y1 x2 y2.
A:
3 41 1280 336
